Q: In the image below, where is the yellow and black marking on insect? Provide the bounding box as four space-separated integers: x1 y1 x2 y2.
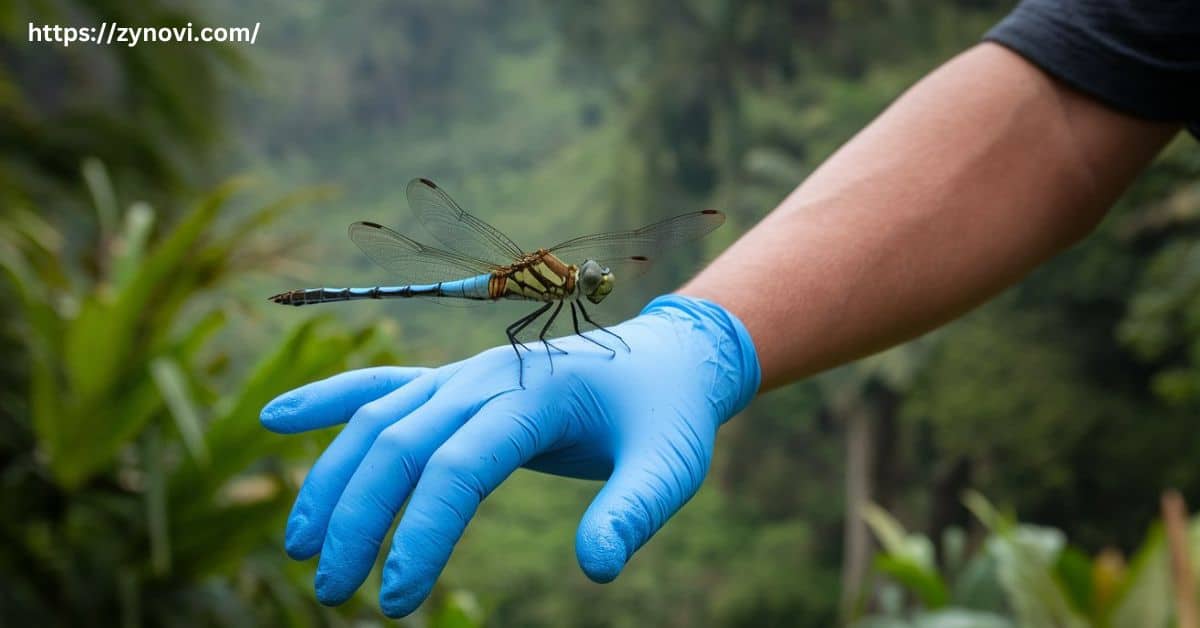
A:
491 249 576 301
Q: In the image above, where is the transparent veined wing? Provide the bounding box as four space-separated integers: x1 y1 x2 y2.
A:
548 209 726 268
406 178 526 267
596 255 655 279
348 220 498 285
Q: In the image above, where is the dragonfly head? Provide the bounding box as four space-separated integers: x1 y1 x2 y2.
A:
578 259 614 304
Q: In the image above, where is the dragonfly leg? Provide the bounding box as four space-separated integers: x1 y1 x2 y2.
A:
576 300 630 353
536 301 569 374
506 302 551 353
569 302 616 357
507 302 554 388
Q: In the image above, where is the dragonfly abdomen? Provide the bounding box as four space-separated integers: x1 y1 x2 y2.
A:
270 273 494 306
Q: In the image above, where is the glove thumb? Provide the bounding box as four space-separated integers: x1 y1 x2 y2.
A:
574 439 710 583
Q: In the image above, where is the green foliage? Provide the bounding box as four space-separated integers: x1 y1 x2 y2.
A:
0 163 393 624
1117 142 1200 407
860 493 1199 628
426 588 487 628
863 504 950 609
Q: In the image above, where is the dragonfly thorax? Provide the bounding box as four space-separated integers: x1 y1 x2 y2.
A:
577 259 614 304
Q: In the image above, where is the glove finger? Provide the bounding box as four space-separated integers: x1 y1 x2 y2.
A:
575 428 715 583
313 387 498 605
379 395 556 618
261 366 430 434
285 372 439 559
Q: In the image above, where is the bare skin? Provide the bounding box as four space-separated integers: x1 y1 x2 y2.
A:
681 43 1181 391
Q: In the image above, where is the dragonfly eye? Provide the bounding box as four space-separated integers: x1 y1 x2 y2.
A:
578 260 600 291
578 260 614 303
589 271 614 304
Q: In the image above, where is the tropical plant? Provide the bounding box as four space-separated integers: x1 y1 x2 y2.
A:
0 161 412 625
855 491 1192 628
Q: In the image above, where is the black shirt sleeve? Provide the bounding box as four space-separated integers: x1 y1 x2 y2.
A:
984 0 1200 139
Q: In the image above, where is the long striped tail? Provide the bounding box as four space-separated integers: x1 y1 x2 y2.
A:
270 274 492 306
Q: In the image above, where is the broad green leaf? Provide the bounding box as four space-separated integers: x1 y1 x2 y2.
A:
82 157 118 240
51 367 163 489
984 525 1087 628
111 201 156 292
50 180 245 486
169 317 380 514
1107 525 1170 628
64 178 242 410
863 503 938 571
963 491 1012 533
1052 547 1093 618
864 503 949 608
952 553 1007 613
875 555 951 609
150 356 209 465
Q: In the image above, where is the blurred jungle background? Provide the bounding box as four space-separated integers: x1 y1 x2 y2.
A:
3 0 1200 626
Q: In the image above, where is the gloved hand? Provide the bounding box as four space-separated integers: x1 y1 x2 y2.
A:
260 294 760 617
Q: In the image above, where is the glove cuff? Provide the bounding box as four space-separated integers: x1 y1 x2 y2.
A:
640 294 762 422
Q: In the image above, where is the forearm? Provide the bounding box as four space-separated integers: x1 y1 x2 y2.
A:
681 43 1178 391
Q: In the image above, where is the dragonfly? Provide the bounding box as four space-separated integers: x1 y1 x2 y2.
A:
270 177 725 385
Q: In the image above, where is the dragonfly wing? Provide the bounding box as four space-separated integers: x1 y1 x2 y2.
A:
548 209 725 265
348 221 496 285
407 178 525 267
595 255 655 279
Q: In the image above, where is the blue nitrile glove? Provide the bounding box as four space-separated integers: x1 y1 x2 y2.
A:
259 294 760 617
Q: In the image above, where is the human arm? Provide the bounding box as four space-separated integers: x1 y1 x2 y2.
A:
681 42 1180 389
